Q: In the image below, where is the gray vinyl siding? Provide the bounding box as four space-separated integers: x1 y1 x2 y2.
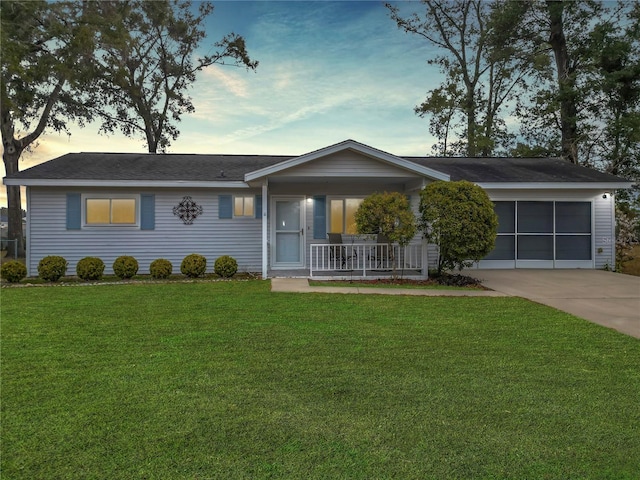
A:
594 194 615 269
278 150 416 178
26 187 263 276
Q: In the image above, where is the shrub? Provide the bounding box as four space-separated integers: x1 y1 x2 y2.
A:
150 258 173 279
1 260 27 283
180 253 207 278
38 256 68 282
76 257 105 281
112 255 139 279
419 180 498 275
214 255 238 278
355 191 417 246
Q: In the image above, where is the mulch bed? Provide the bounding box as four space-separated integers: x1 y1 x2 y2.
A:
338 273 487 289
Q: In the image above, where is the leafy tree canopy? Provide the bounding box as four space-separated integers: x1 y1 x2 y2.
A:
90 0 258 153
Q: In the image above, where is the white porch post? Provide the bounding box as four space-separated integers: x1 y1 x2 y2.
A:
262 180 269 278
421 238 429 278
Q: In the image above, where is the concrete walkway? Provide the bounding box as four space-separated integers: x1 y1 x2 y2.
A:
270 277 508 297
271 270 640 338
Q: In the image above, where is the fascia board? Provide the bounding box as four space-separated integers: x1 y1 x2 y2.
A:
476 182 635 190
2 178 250 188
245 140 450 182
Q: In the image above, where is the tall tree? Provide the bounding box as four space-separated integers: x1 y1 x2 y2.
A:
1 0 97 253
512 0 638 176
92 0 258 153
387 0 537 157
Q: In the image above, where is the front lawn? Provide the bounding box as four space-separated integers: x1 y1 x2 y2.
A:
2 281 638 479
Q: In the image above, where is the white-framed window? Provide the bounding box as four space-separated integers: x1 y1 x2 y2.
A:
234 195 255 217
329 198 364 234
84 195 138 226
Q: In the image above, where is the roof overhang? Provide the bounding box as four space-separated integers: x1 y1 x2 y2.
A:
477 181 635 190
2 178 250 188
244 139 450 183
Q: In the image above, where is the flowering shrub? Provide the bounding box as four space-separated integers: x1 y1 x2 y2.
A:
616 206 639 270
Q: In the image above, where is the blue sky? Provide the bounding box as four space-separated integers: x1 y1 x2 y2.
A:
3 1 442 206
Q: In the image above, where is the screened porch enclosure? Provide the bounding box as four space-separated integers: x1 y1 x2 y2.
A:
480 200 594 269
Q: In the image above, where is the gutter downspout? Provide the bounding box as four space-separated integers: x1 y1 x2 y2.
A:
262 179 268 279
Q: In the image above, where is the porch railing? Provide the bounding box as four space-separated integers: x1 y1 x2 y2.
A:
309 242 423 277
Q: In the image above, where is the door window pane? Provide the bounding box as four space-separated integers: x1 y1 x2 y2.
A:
484 235 515 260
556 235 592 260
556 202 591 233
517 235 553 260
494 202 515 233
276 201 300 231
518 202 553 233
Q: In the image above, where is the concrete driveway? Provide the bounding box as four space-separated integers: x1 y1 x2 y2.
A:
474 269 640 339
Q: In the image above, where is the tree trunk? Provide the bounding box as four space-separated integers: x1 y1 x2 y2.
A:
465 88 478 157
547 0 579 164
2 143 25 256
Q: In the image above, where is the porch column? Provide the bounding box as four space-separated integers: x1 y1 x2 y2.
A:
262 180 268 278
421 237 429 278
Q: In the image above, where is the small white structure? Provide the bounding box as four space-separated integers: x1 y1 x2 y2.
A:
3 139 633 277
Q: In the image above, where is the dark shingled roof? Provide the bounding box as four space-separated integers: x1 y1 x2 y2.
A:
8 153 292 182
5 151 631 184
407 156 628 183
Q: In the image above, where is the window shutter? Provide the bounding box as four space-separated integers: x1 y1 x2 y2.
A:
66 193 81 230
313 196 326 239
219 195 232 219
255 195 262 219
140 194 155 230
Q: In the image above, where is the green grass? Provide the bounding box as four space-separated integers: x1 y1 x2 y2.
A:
2 281 639 479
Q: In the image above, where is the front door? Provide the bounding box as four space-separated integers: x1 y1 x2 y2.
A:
271 197 305 268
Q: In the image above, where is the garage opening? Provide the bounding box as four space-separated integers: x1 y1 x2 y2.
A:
480 201 593 268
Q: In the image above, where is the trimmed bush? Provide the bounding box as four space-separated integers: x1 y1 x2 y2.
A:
112 255 139 279
180 253 207 278
419 180 498 275
150 258 173 279
38 256 68 282
1 260 27 283
76 257 105 281
214 255 238 278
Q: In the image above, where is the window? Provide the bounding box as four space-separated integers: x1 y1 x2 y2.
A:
234 196 254 217
329 198 363 234
85 197 136 225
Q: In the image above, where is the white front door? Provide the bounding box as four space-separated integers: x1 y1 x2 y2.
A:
271 196 305 268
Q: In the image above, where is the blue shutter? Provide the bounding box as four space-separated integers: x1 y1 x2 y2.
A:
313 196 326 239
140 194 155 230
219 195 232 219
66 193 81 230
255 195 262 219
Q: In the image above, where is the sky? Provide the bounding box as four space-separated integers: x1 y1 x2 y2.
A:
1 0 443 208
